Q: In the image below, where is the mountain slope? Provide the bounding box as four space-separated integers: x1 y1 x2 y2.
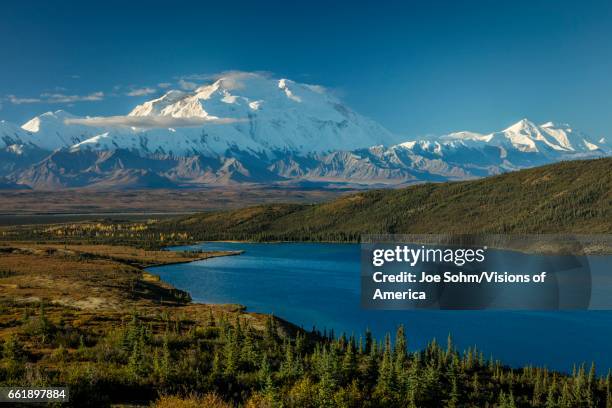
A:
0 72 609 189
160 158 612 239
70 72 398 156
21 110 103 150
6 116 608 190
0 177 30 190
440 118 605 154
0 120 29 147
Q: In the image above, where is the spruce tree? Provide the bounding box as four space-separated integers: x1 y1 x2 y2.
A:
606 371 612 408
446 375 459 408
375 334 397 403
587 362 596 408
559 381 573 408
446 333 454 362
471 372 480 401
341 339 357 382
241 324 258 367
258 354 272 388
362 341 379 386
546 373 558 408
364 328 373 354
280 341 296 380
546 385 558 408
161 334 170 380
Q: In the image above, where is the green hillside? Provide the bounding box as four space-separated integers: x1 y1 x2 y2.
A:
161 158 612 241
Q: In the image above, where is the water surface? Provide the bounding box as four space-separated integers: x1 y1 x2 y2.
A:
149 242 612 372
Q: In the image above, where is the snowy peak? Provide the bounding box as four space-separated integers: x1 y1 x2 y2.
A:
395 118 608 154
493 118 543 152
537 121 604 152
129 73 333 120
1 119 29 147
129 72 355 123
389 118 609 168
2 73 398 157
128 91 188 117
503 118 539 133
87 72 398 155
20 110 103 151
481 118 606 153
21 110 74 133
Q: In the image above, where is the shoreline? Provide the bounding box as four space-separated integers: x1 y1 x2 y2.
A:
144 249 244 268
167 237 612 256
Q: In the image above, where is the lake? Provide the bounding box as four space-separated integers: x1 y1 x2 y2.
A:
148 242 612 372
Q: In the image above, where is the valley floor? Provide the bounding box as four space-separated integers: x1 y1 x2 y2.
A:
0 187 348 217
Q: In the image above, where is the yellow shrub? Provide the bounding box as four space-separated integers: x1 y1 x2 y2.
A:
153 393 231 408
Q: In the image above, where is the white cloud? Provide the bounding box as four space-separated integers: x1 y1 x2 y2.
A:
42 91 104 103
180 73 214 81
157 82 172 89
214 71 272 92
65 115 245 129
7 91 104 104
7 95 42 104
178 79 198 90
126 87 157 97
182 70 273 82
304 84 327 94
174 71 273 92
221 71 271 90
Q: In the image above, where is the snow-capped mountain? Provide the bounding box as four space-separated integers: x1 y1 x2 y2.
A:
0 72 609 189
68 72 398 156
2 111 102 152
21 110 103 150
0 119 29 147
438 119 605 153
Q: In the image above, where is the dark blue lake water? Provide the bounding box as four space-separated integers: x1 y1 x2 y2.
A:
149 242 612 372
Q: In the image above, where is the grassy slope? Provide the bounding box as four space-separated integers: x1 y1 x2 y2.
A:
0 243 305 405
165 158 612 240
0 243 233 312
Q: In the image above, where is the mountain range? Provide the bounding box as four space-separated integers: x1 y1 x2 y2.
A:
1 72 609 189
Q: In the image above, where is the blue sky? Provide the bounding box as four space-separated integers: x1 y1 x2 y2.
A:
1 0 611 138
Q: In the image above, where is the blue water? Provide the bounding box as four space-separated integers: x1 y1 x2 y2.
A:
149 242 612 372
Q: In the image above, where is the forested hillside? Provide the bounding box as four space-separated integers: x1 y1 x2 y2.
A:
160 158 612 242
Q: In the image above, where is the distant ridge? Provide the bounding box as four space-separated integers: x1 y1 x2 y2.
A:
159 158 612 239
